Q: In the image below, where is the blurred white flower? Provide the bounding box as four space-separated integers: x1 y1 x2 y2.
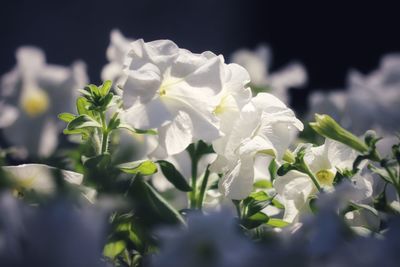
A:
2 163 83 195
231 45 307 103
274 139 362 222
308 53 400 136
151 210 256 267
212 93 303 200
101 29 133 92
121 39 230 156
0 193 108 267
0 46 88 157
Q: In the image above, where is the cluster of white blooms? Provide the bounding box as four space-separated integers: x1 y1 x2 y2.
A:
0 46 88 157
1 30 399 267
308 54 400 136
109 37 304 202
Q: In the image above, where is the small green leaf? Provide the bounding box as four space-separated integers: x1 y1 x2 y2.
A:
266 218 289 228
67 115 101 130
157 160 192 192
58 112 76 123
100 80 112 96
253 180 272 189
103 240 126 259
242 212 269 229
118 124 158 135
118 160 158 176
243 191 272 217
277 163 294 176
86 84 100 96
268 159 278 181
76 97 91 115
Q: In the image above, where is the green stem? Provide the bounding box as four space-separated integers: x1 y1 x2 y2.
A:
233 200 242 219
190 152 198 209
384 165 400 196
301 161 322 192
100 112 109 154
197 165 211 209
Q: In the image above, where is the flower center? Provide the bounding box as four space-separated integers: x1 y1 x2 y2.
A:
20 88 50 117
315 169 335 187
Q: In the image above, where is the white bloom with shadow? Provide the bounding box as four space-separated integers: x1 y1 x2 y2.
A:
212 92 303 200
0 46 88 158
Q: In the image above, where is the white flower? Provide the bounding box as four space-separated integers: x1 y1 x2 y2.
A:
0 193 108 267
0 46 88 157
212 93 303 200
308 54 400 136
150 210 256 267
274 139 365 223
2 163 83 195
231 45 307 103
101 29 133 91
121 39 231 156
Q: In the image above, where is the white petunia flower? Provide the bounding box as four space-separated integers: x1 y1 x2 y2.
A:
121 39 232 156
231 45 307 103
0 46 88 157
0 193 108 267
101 29 133 92
2 164 83 195
150 210 256 267
212 93 303 200
308 53 400 137
273 139 367 223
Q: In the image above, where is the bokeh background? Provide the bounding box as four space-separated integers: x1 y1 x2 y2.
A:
1 0 399 112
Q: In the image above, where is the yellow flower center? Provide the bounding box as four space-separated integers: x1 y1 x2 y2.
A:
20 89 50 117
213 95 228 115
12 176 36 198
316 169 335 187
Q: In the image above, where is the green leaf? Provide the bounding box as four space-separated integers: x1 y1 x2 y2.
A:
58 112 76 123
67 115 101 130
157 160 192 192
271 198 284 209
243 191 272 217
118 160 158 176
76 97 91 115
253 180 272 189
100 80 112 96
242 212 269 229
266 218 289 228
268 159 278 181
118 124 158 135
103 240 126 259
277 163 295 176
86 84 100 96
129 177 185 226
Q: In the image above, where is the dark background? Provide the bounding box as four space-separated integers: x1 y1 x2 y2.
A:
1 0 399 112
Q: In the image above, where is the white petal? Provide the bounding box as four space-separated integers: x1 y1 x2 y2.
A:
0 102 19 128
158 111 194 155
218 157 254 200
38 119 59 157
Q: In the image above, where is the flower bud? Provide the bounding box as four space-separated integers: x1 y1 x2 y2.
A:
310 114 368 153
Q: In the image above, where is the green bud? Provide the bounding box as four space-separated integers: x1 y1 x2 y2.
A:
310 114 368 153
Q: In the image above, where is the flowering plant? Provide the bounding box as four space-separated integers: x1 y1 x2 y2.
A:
0 34 399 267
